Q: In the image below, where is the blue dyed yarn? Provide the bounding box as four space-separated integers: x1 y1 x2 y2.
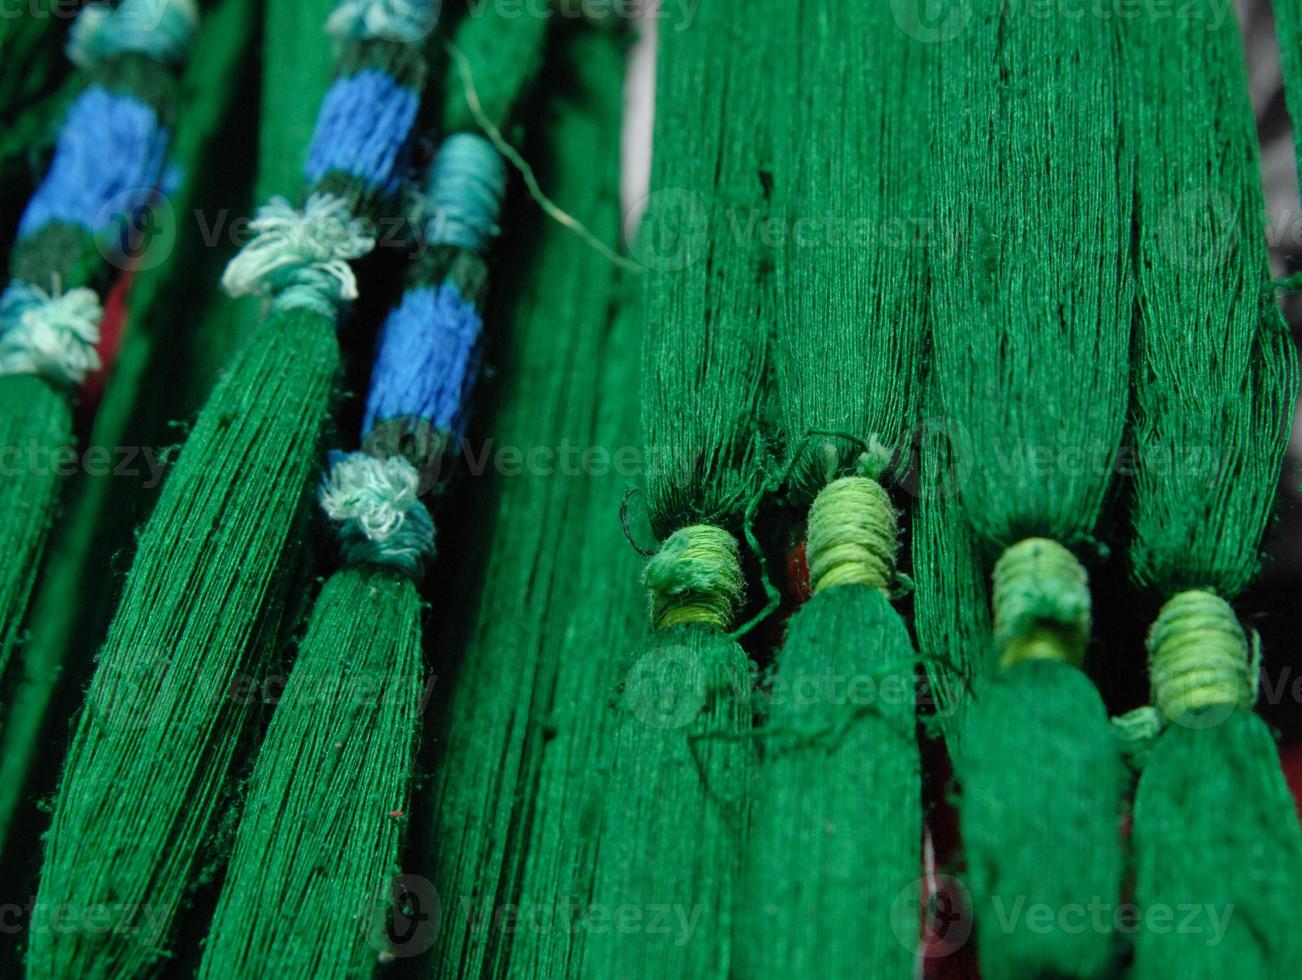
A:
66 0 199 69
425 133 507 251
304 69 422 190
362 282 482 438
18 87 169 240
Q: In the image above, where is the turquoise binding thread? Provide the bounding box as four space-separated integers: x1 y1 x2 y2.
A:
67 0 199 69
426 132 508 250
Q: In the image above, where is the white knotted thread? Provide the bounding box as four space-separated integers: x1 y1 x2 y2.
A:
319 451 435 577
0 280 103 385
325 0 440 44
221 193 375 318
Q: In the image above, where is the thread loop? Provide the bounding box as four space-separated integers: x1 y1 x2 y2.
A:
222 194 375 318
425 133 508 251
992 538 1090 669
806 474 896 594
1148 590 1256 722
644 525 743 631
67 0 199 69
0 280 103 385
319 451 435 579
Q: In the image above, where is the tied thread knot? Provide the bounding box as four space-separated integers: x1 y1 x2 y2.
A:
424 133 508 252
806 464 897 595
0 279 103 386
68 0 199 69
992 538 1090 669
319 451 435 579
1147 590 1257 722
643 525 744 632
222 194 375 318
326 0 440 45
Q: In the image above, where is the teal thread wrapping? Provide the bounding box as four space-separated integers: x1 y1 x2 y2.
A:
362 134 506 436
66 0 199 69
425 132 508 251
329 134 507 574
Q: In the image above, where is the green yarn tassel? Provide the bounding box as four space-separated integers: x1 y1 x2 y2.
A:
0 0 261 863
1123 6 1295 598
736 580 920 980
930 1 1132 550
27 307 337 976
582 4 777 975
1130 592 1302 979
419 26 633 979
582 623 753 978
928 6 1132 976
0 377 68 699
197 568 423 979
957 541 1124 979
441 0 548 134
767 0 927 501
960 657 1125 980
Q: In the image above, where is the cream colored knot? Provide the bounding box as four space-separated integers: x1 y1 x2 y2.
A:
643 525 744 632
1148 590 1257 723
805 475 897 594
992 538 1090 669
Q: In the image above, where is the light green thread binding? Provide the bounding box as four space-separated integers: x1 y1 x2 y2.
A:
806 470 897 595
643 524 743 631
992 538 1091 669
1148 589 1257 723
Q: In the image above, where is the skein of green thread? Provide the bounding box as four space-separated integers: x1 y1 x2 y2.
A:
198 10 546 970
0 1 194 720
928 5 1131 976
26 306 339 979
1130 591 1302 979
1123 5 1296 598
197 567 424 979
0 0 261 868
1119 11 1302 977
580 3 779 975
25 5 426 974
732 3 929 970
736 469 920 980
415 28 635 979
957 540 1125 980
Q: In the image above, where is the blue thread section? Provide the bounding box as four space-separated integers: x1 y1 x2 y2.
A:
362 282 483 439
18 87 170 240
304 70 421 190
425 133 507 251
